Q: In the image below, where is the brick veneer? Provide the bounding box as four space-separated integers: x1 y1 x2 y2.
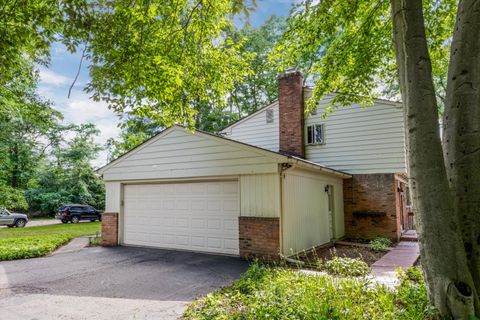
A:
343 174 400 241
279 70 305 158
239 216 280 261
101 212 119 246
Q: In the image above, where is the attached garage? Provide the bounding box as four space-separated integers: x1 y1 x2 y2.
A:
123 181 240 255
99 125 350 259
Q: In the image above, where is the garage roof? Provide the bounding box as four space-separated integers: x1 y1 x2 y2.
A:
97 125 351 179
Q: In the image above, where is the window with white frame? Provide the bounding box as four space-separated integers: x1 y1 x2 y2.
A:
266 108 274 123
306 124 325 145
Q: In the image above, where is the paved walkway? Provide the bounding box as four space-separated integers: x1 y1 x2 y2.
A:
52 236 91 255
371 241 420 287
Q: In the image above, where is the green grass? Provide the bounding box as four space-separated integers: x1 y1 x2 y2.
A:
183 263 436 320
0 222 101 261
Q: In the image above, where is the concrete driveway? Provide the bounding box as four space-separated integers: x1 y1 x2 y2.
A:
0 246 248 319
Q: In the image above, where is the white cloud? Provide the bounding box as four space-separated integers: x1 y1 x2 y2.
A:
39 68 71 86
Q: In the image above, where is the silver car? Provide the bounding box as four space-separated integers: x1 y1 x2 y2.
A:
0 208 28 228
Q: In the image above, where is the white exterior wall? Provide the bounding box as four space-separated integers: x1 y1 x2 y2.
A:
305 94 406 174
220 94 406 174
240 173 280 217
105 182 121 213
282 168 344 255
221 102 279 152
101 127 281 181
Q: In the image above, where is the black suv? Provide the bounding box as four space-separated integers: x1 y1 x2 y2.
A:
55 205 103 223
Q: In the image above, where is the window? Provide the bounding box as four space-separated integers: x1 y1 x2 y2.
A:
266 108 274 123
306 124 325 145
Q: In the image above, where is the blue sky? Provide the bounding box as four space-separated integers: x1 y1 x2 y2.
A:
38 0 297 167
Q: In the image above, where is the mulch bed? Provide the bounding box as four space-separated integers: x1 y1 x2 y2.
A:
298 243 387 266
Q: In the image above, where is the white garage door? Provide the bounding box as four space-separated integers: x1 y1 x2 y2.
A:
123 180 240 255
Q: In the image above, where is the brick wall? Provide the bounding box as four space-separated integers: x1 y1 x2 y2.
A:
343 174 400 241
239 217 280 261
101 212 118 246
278 70 305 158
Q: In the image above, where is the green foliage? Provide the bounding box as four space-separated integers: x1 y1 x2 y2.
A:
0 234 71 261
324 256 370 277
0 184 28 210
369 237 393 252
85 0 253 128
184 262 434 320
395 267 439 319
270 0 456 114
0 222 101 261
26 124 105 214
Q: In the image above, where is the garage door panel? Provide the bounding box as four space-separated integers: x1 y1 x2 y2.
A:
123 181 240 255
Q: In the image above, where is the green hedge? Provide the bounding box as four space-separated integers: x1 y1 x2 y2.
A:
0 234 72 260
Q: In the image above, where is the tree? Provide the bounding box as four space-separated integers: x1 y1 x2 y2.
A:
271 0 479 317
26 124 105 214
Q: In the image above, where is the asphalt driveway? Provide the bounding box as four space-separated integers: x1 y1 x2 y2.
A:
0 246 248 319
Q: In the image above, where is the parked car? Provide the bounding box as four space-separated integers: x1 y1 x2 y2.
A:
0 208 28 228
55 205 103 224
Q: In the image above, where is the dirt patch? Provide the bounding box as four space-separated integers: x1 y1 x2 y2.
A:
298 244 387 267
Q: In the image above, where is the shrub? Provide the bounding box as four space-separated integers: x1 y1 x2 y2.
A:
369 237 392 252
184 262 437 320
324 256 370 277
0 234 71 260
394 267 438 319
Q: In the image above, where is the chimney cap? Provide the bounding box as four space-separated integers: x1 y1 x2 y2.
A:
280 67 303 78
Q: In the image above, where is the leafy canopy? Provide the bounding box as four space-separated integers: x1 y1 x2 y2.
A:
269 0 456 113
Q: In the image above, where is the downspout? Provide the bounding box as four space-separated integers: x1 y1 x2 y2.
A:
279 163 293 257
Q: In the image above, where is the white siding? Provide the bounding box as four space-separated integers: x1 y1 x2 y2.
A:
305 95 406 174
221 102 279 152
105 182 121 213
101 127 280 181
240 174 280 217
282 168 344 255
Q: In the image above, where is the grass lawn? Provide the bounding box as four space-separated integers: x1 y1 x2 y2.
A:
183 263 436 320
0 222 101 261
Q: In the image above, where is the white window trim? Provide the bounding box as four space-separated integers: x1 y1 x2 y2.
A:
306 123 326 145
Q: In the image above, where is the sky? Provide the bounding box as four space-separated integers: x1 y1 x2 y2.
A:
37 0 297 168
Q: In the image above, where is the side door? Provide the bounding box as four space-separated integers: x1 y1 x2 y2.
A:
83 206 96 220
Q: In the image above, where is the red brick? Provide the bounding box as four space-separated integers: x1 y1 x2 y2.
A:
344 174 401 241
278 71 304 158
239 217 280 261
101 212 118 246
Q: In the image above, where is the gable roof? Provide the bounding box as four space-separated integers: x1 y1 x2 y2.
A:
97 125 350 178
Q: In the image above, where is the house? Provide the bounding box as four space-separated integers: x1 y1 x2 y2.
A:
98 70 411 261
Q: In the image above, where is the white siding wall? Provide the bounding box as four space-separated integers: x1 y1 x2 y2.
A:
305 95 406 174
105 182 121 213
240 174 280 217
101 127 280 181
221 102 279 152
282 168 344 255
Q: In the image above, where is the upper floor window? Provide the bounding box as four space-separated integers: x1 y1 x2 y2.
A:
266 108 274 123
306 124 325 145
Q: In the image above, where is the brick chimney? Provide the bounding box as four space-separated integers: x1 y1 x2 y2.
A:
278 69 304 158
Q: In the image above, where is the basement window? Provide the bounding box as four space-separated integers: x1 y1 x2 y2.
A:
266 108 274 123
306 124 325 145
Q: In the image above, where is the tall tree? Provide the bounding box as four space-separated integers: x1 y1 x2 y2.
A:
271 0 479 317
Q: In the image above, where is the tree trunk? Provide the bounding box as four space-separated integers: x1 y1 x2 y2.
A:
390 0 477 317
443 0 480 314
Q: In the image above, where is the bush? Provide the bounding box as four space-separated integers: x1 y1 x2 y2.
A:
184 262 435 320
369 237 392 252
324 256 370 277
0 234 71 260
